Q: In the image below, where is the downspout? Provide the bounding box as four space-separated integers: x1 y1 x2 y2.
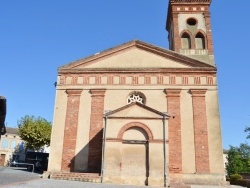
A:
163 114 167 187
101 115 107 183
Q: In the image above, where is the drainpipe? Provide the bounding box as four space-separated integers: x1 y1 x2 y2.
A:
163 114 167 187
101 115 108 183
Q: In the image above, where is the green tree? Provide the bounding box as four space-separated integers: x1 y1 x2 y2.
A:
238 143 250 173
245 126 250 139
18 115 51 151
227 146 244 175
239 143 250 160
226 144 250 175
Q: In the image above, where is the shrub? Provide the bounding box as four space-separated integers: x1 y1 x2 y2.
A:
230 174 242 181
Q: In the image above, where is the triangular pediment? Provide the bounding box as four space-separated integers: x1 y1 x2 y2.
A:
59 40 215 72
106 102 168 119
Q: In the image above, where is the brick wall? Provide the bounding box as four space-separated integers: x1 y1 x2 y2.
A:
61 89 82 171
165 89 182 173
88 89 106 173
190 89 210 173
203 12 213 55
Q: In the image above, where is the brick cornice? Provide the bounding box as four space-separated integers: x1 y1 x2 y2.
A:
190 89 207 96
164 89 182 97
89 89 106 96
59 68 216 74
66 89 82 96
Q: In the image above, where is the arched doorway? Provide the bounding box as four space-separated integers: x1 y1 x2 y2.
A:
119 125 151 185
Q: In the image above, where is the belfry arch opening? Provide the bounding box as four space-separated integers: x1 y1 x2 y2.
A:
181 32 191 49
195 32 206 49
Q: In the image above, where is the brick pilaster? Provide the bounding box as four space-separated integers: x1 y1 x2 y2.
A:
190 89 210 173
204 12 214 55
165 89 182 173
61 89 82 171
172 13 181 52
88 89 106 173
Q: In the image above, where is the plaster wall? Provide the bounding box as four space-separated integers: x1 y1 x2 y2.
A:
104 127 168 186
103 88 167 113
79 48 188 69
123 128 148 140
178 14 206 34
206 90 224 174
180 90 196 173
48 90 67 171
106 119 167 141
74 90 91 171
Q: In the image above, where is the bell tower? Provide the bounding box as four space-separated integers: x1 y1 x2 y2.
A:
166 0 214 65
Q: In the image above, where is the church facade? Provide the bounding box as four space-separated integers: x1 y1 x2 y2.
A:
48 0 226 186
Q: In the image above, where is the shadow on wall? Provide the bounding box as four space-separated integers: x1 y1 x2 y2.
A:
68 129 103 173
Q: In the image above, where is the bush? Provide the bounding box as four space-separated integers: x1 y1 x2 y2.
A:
230 174 248 187
230 179 250 187
230 174 242 181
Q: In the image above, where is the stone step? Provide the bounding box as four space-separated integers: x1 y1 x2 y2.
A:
49 172 101 183
170 180 191 188
170 184 191 188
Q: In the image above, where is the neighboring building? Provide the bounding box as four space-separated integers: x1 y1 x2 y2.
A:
0 127 25 166
48 0 226 187
0 96 6 137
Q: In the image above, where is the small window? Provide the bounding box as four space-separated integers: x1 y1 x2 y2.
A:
187 18 197 26
127 92 146 105
11 141 16 149
1 140 8 149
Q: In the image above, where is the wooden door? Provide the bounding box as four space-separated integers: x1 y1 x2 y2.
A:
0 154 6 166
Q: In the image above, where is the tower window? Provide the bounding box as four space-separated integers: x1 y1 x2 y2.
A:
195 32 206 49
181 32 191 49
187 18 197 26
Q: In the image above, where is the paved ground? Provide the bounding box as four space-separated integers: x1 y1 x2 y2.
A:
0 167 246 188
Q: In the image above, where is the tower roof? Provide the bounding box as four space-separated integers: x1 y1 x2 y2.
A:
169 0 211 3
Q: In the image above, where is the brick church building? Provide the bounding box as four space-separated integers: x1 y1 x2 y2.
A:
48 0 226 186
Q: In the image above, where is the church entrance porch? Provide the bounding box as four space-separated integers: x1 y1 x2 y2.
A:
102 102 169 187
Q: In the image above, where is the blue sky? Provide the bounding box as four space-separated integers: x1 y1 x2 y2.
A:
1 1 249 149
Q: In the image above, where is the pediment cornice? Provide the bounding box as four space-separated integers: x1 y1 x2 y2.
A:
58 40 215 74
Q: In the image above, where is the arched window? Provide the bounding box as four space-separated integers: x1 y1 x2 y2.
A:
181 32 191 49
195 32 206 49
